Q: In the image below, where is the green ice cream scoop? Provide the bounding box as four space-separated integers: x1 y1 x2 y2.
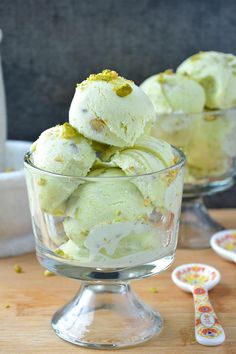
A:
69 70 156 147
62 168 160 262
140 70 205 114
31 123 96 215
106 136 177 210
177 51 236 109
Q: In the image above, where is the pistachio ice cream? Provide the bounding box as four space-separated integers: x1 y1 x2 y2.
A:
26 69 184 268
140 70 205 163
99 135 176 209
140 70 205 114
69 70 156 147
31 123 96 214
177 51 236 109
141 53 236 183
60 168 161 266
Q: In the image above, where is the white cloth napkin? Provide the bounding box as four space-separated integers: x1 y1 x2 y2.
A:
0 234 35 258
0 141 35 257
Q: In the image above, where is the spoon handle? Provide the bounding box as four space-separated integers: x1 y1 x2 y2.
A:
192 285 225 346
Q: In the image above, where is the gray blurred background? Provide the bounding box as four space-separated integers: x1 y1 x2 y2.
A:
0 0 236 207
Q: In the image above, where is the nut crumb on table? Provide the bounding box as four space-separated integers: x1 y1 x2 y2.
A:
44 270 56 277
14 264 23 273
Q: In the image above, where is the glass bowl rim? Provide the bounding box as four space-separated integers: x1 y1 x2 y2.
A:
156 106 236 117
24 145 185 181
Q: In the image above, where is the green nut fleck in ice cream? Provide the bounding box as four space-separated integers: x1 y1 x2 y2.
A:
114 83 133 97
177 51 236 109
31 123 96 215
69 70 156 147
140 70 205 114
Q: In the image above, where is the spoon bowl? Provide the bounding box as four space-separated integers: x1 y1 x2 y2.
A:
211 230 236 263
172 263 225 346
172 263 221 292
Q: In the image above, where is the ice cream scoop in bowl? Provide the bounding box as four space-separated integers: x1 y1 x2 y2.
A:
24 145 185 349
172 263 225 346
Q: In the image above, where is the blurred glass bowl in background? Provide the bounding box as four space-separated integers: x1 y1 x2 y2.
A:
151 107 236 248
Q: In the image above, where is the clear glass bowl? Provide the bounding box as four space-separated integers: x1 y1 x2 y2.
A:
24 147 185 349
151 108 236 248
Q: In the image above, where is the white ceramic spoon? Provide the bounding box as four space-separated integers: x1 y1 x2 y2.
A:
172 263 225 346
211 230 236 263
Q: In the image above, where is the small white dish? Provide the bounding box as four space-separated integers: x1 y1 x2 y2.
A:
0 140 34 257
210 230 236 263
172 263 225 346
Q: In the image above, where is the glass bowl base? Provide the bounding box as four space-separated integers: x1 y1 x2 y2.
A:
51 282 163 349
178 197 224 249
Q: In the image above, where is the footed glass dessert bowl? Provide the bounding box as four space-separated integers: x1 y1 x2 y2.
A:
151 108 236 249
24 146 184 349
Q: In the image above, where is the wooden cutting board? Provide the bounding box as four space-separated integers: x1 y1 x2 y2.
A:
0 209 235 354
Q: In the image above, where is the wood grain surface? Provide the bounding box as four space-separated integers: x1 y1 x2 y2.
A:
0 209 235 354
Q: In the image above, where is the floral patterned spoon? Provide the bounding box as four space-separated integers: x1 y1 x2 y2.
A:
172 263 225 346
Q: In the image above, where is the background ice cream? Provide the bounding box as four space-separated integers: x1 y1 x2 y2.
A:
69 70 156 147
140 70 205 114
177 51 236 109
31 123 96 214
141 52 236 183
140 71 205 163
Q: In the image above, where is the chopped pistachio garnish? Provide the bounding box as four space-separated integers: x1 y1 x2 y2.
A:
166 169 178 186
37 178 46 186
114 217 123 222
164 69 174 75
44 270 55 277
90 118 106 131
54 156 64 163
55 249 65 257
87 69 118 83
5 304 10 309
190 52 203 61
80 230 89 237
114 83 133 97
120 122 128 133
150 287 158 294
59 123 79 139
127 166 135 173
14 264 23 273
204 114 217 122
3 167 14 173
144 198 151 206
157 73 165 84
